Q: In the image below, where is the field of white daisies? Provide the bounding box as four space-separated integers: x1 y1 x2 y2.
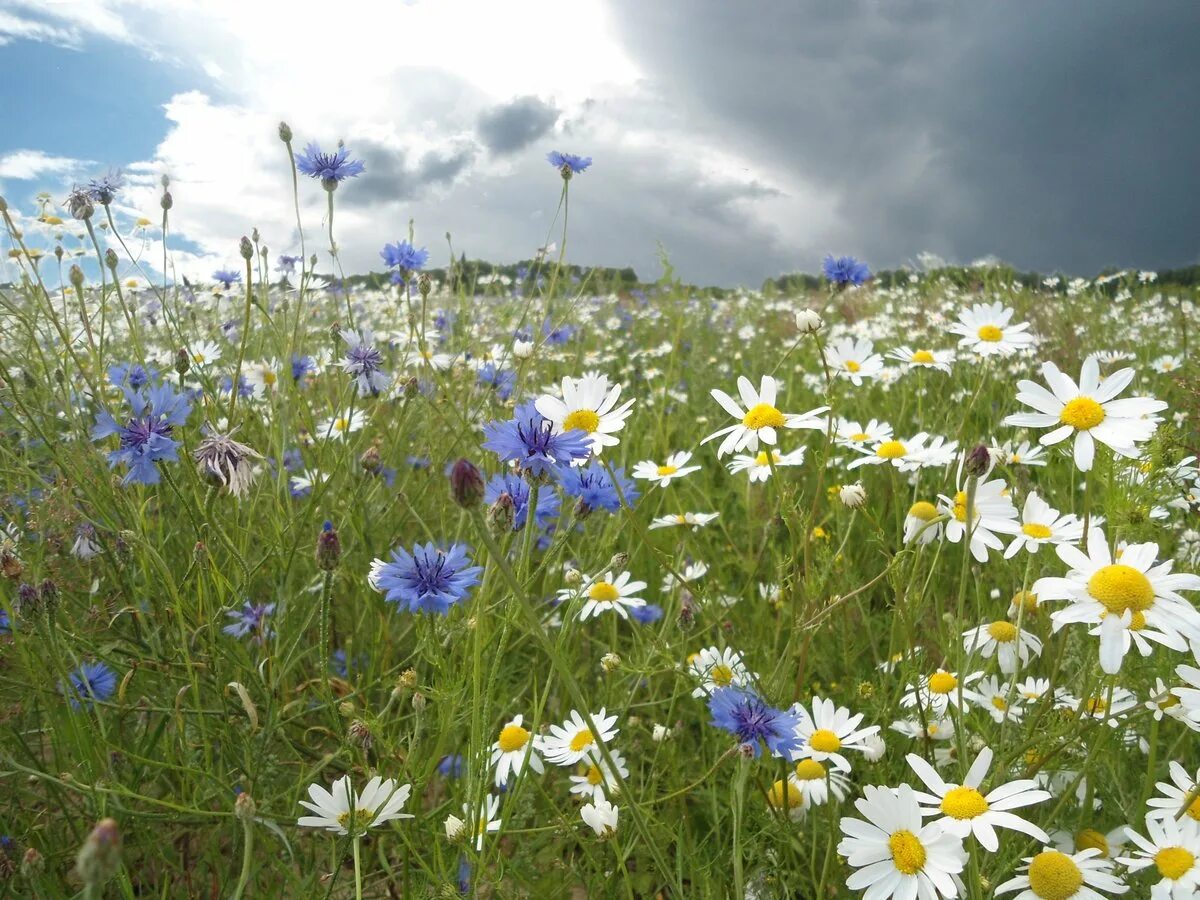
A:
0 136 1198 900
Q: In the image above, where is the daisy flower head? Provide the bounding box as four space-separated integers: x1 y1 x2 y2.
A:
648 511 719 530
535 372 635 457
906 746 1051 851
824 337 885 385
1147 763 1200 824
1004 357 1167 471
315 408 367 440
707 687 804 758
903 500 944 545
1034 529 1200 675
938 476 1021 563
996 439 1049 467
837 783 967 899
849 432 958 472
563 570 647 621
368 542 484 615
542 708 619 767
632 451 700 487
901 669 982 717
996 846 1127 899
948 301 1035 357
1172 664 1200 729
568 748 630 801
836 418 894 450
887 345 955 373
448 795 502 850
295 141 366 189
962 620 1043 674
727 447 806 483
297 775 412 837
790 758 852 808
701 375 826 458
791 697 881 773
972 675 1024 722
767 779 807 821
1118 816 1200 898
1005 492 1085 559
490 714 545 789
581 798 619 838
688 646 757 697
481 401 591 477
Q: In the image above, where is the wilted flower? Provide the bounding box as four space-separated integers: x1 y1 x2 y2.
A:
193 430 262 497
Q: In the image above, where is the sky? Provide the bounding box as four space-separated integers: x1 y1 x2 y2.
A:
1 0 1198 288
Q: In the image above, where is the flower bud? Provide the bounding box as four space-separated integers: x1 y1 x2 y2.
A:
608 552 630 570
175 347 190 376
74 818 121 888
160 191 173 211
315 521 341 571
359 445 382 474
239 236 253 261
449 458 484 509
963 444 991 479
513 340 534 359
600 652 621 673
348 719 373 750
486 491 515 534
104 248 118 271
234 791 256 822
418 273 432 296
278 121 293 142
794 309 823 333
838 482 867 509
69 264 85 290
21 847 44 878
411 691 426 713
444 814 466 843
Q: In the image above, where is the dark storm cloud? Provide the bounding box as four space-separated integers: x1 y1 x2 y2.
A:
349 140 477 207
604 0 1200 275
477 96 560 155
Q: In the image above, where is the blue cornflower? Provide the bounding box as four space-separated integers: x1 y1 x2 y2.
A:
546 151 592 175
542 318 575 345
107 362 157 390
557 462 638 515
295 142 365 188
369 542 483 615
91 383 192 485
483 472 560 531
220 374 255 398
62 661 118 710
276 254 301 275
86 171 124 205
481 401 591 477
707 687 803 758
337 329 390 396
222 601 276 643
331 649 367 678
0 608 11 635
213 269 242 289
822 254 870 287
476 363 515 401
629 604 663 625
437 754 464 778
291 354 316 382
380 240 430 272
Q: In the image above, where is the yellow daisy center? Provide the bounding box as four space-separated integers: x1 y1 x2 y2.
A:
992 695 1009 711
794 759 826 781
263 370 278 386
850 431 870 441
877 440 908 459
1059 397 1105 430
1012 590 1040 613
845 360 861 373
767 779 802 810
656 464 678 477
987 621 1018 642
888 830 926 875
1187 796 1200 822
569 729 594 752
585 764 604 786
588 582 621 603
742 403 787 430
1128 610 1147 631
1155 846 1195 880
1074 829 1110 856
908 500 938 521
497 724 530 753
911 350 935 364
1027 850 1084 899
334 418 349 432
808 729 842 753
563 409 600 433
941 786 988 820
1085 697 1108 716
1022 523 1053 539
1087 564 1154 616
977 324 1003 342
929 672 958 694
952 491 972 523
336 808 377 832
709 664 734 686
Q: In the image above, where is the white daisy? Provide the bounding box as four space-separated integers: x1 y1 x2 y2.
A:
1003 357 1167 471
560 570 647 621
688 646 756 698
938 476 1021 563
836 418 893 450
901 669 982 717
791 697 880 773
972 675 1025 723
536 372 635 457
947 301 1035 357
727 447 806 483
701 374 827 457
824 337 885 385
1147 763 1200 824
187 339 223 367
1005 492 1085 559
542 708 619 767
632 450 700 487
837 783 966 899
648 511 720 530
1119 816 1200 899
789 758 851 808
887 345 955 373
568 748 630 801
580 798 619 838
995 439 1049 467
1172 664 1200 730
962 620 1043 674
907 746 1051 851
297 775 413 836
903 500 944 545
996 846 1127 898
315 409 368 441
849 432 959 472
490 714 545 789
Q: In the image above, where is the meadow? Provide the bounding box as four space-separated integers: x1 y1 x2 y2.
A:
0 137 1198 899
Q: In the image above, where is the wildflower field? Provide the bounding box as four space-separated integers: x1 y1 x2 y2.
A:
1 140 1199 899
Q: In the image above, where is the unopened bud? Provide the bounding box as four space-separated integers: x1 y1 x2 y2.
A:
600 652 621 673
104 248 118 271
175 347 190 376
608 552 630 570
316 521 341 571
74 818 121 887
839 482 867 509
348 719 373 750
239 236 253 261
278 121 293 142
69 264 85 289
234 791 256 822
794 309 823 333
963 444 991 479
449 458 484 509
564 567 582 586
486 491 515 533
418 273 432 296
411 692 426 713
160 191 173 211
359 445 382 474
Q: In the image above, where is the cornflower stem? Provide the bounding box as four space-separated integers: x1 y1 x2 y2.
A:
83 217 110 366
228 256 255 421
231 816 254 900
320 570 333 700
352 835 363 900
542 181 569 326
953 473 979 783
326 188 355 329
732 757 748 897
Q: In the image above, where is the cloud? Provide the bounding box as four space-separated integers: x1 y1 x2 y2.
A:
0 149 91 180
477 96 560 156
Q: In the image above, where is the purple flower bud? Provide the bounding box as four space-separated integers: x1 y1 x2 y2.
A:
450 458 484 509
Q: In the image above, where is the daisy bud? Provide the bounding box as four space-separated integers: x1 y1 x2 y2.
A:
737 742 756 759
444 814 466 843
54 245 63 261
794 309 823 333
486 491 515 534
278 121 293 142
862 732 887 762
449 458 484 509
69 264 85 290
513 340 534 359
564 567 582 586
651 724 672 742
104 249 118 271
234 791 256 822
677 593 695 630
20 847 44 878
600 652 621 673
74 818 121 889
315 521 341 571
963 444 991 479
251 227 260 244
608 552 630 570
838 482 867 509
